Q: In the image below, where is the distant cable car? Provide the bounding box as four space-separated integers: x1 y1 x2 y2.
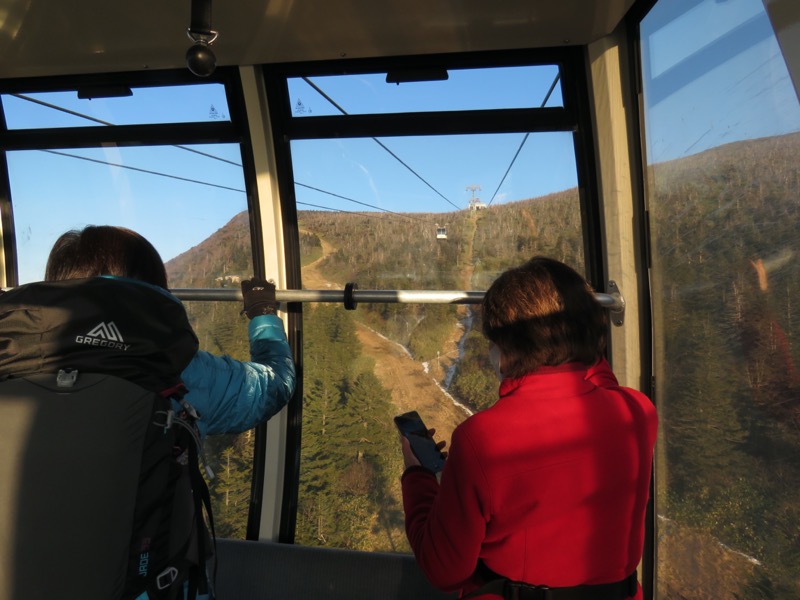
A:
436 225 448 240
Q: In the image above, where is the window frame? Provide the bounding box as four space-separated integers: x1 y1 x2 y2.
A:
262 46 607 543
0 67 254 287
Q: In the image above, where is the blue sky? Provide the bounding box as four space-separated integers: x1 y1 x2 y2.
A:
5 0 800 284
286 64 574 214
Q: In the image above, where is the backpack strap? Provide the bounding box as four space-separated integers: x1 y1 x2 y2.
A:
140 392 216 600
189 437 217 597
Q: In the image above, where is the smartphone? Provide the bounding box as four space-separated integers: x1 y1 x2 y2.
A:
394 410 446 473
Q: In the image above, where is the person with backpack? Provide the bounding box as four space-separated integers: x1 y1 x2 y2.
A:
43 225 296 439
0 225 295 600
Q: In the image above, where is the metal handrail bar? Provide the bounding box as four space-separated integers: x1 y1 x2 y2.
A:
1 285 625 322
171 287 624 312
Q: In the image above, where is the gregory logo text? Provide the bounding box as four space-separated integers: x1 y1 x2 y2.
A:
75 321 131 351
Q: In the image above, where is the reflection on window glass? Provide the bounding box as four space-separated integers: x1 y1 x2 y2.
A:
641 0 800 597
2 83 230 129
288 65 562 116
294 129 585 549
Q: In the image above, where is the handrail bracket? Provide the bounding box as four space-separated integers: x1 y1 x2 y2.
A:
607 280 625 327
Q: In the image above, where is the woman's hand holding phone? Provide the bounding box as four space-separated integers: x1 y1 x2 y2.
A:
400 428 446 468
395 411 447 474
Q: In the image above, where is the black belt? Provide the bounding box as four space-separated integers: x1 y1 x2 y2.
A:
464 569 638 600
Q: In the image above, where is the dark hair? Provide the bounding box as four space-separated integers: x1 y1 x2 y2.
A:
45 225 169 289
482 256 607 378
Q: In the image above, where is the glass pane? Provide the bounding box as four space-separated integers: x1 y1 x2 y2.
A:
293 132 581 289
288 65 562 116
640 0 800 597
2 83 230 129
9 143 246 284
7 138 256 539
295 131 585 550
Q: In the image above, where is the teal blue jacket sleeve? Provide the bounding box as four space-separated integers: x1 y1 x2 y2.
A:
180 314 296 437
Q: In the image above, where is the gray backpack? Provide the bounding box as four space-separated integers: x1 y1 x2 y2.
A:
0 278 213 600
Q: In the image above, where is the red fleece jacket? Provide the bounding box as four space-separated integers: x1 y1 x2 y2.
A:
402 359 658 599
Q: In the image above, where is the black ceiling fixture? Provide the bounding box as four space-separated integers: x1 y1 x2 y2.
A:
385 68 449 85
186 0 218 77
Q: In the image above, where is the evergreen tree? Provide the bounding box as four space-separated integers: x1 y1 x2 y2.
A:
297 305 408 551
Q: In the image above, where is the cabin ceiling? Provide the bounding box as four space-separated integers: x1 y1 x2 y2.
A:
0 0 636 79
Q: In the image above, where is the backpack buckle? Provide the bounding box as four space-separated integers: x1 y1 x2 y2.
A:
56 368 78 388
156 566 179 590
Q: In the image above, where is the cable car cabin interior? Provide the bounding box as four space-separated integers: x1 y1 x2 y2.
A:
1 0 799 598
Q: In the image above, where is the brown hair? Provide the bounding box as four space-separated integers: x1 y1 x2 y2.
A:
482 256 607 378
45 225 168 289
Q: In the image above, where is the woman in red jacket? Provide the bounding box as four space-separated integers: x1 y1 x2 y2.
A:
400 257 658 600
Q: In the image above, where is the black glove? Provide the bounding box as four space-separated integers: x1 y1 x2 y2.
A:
241 278 279 318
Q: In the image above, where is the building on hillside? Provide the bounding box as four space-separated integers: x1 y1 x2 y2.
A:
469 198 486 211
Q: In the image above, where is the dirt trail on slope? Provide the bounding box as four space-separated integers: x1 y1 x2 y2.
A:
301 235 339 290
301 232 469 441
460 212 478 291
356 324 468 441
403 213 482 389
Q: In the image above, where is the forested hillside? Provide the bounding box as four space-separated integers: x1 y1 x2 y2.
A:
165 131 800 596
298 191 584 412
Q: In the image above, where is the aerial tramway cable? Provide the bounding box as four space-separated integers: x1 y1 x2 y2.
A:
486 71 561 207
301 77 462 211
12 94 434 221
